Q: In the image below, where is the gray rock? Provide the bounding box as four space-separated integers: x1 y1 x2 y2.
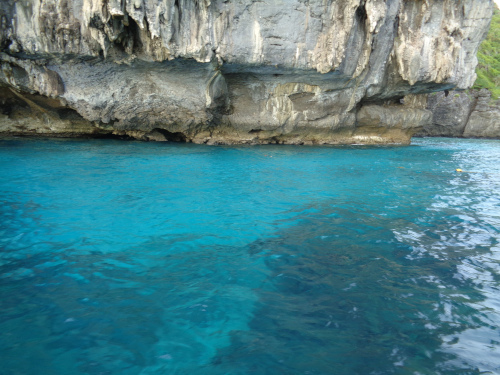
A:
357 94 432 143
419 91 474 137
419 89 500 139
463 90 500 138
0 0 494 144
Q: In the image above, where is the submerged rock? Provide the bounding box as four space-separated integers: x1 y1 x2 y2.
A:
0 0 494 144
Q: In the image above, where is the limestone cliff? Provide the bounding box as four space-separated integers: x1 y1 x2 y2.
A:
419 89 500 138
0 0 494 144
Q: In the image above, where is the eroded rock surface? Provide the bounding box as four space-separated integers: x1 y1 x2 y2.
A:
464 90 500 138
419 91 474 137
0 0 494 144
418 89 500 138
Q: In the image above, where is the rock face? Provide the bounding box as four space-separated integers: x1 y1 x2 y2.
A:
0 0 494 144
418 89 500 138
420 91 475 137
464 90 500 138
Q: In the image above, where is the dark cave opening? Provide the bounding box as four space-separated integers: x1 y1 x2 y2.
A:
152 128 187 142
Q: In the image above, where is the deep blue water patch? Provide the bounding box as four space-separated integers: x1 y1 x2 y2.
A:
0 137 499 374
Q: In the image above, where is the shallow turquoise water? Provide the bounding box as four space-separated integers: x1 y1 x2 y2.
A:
0 137 499 375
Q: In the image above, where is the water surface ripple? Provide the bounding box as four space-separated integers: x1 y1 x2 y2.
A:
0 138 499 374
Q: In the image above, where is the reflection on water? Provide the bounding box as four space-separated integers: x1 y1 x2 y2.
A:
0 138 499 374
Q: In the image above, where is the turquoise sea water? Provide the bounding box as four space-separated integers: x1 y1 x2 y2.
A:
0 137 499 375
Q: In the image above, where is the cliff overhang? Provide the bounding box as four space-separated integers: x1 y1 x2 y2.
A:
0 0 494 144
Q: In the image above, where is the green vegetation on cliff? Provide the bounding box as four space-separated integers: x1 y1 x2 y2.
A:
473 8 500 99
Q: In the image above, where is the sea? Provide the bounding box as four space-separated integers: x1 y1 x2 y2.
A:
0 137 499 375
